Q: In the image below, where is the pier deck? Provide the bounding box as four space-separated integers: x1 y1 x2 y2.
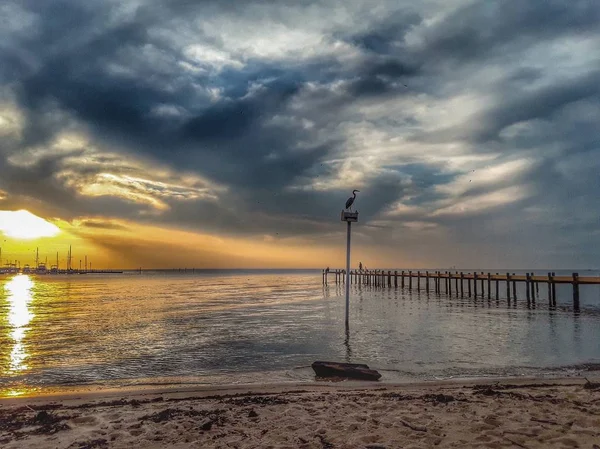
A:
323 269 599 310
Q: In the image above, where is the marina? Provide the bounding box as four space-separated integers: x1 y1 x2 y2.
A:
0 268 124 275
0 246 122 275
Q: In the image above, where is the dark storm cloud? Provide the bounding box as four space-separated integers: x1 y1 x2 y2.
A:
421 70 600 145
415 0 600 63
6 3 329 194
344 59 419 97
1 0 600 266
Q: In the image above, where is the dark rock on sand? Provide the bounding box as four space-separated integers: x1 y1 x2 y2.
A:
312 361 382 381
33 411 54 424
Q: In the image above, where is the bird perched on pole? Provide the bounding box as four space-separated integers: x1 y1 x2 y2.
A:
345 190 360 211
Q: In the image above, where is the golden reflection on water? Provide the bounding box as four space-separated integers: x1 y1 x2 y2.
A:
5 274 34 373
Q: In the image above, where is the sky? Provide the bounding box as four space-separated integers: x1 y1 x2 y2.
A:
0 0 599 269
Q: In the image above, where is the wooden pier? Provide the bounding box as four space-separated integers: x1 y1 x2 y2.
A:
323 269 599 309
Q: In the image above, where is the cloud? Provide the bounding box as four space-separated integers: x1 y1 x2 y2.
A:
431 185 531 217
72 218 130 231
1 0 600 267
408 0 600 64
63 171 219 212
2 127 224 218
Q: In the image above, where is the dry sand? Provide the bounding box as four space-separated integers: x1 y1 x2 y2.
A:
1 378 600 448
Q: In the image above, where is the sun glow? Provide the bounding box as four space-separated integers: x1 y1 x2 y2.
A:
0 210 60 239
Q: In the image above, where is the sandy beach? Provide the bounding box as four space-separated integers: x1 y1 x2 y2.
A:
1 377 599 448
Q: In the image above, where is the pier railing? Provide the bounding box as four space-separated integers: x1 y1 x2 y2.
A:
323 269 598 309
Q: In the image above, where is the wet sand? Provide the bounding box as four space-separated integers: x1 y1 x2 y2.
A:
1 377 599 448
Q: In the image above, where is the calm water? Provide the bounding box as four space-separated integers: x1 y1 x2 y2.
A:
1 270 600 396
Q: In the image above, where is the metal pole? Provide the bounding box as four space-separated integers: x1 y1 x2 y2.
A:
345 220 351 326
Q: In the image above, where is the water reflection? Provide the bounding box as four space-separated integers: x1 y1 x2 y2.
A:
0 272 598 395
5 275 34 373
344 323 352 363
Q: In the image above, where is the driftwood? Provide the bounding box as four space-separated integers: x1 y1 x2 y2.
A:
311 361 382 381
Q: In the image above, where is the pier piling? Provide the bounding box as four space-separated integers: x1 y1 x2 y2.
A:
481 272 485 296
573 272 580 310
455 273 459 297
468 274 472 297
495 273 499 300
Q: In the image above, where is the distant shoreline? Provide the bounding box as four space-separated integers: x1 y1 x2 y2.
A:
2 267 598 275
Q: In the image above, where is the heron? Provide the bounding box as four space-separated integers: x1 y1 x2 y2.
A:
345 190 360 211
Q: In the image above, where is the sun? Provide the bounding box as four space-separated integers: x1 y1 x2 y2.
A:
0 210 60 240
